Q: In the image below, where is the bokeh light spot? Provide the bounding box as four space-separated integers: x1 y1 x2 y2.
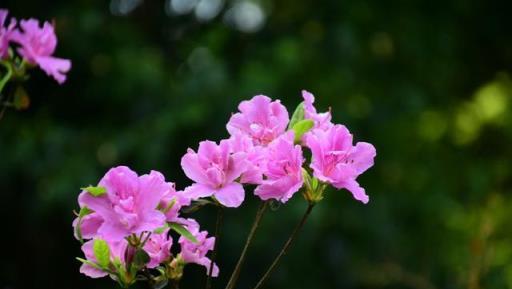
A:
418 110 447 142
195 0 224 22
224 1 266 33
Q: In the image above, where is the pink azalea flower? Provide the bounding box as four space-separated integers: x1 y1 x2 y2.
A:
159 183 192 223
226 133 266 184
0 9 16 59
178 219 219 277
144 229 173 268
11 19 71 84
79 238 128 278
227 95 289 146
302 90 333 130
254 132 304 203
181 139 247 208
78 166 169 242
72 212 104 240
304 125 376 204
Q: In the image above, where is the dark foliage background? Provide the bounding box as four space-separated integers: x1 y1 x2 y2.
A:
1 0 512 288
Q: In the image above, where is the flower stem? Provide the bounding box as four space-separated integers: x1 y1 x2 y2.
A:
252 203 315 289
224 201 268 289
0 61 13 94
205 205 224 289
0 61 13 121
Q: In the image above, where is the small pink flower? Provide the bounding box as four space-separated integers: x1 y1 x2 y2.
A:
159 183 191 223
179 219 219 277
227 95 289 146
302 90 333 130
11 19 71 84
78 166 169 241
79 238 128 278
144 229 173 268
181 139 247 208
254 132 304 203
305 125 376 204
226 133 266 184
0 10 16 59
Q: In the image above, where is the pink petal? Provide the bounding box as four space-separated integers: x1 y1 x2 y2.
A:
197 141 219 167
350 142 376 174
97 221 128 241
78 191 116 222
183 183 215 200
226 113 249 136
35 55 71 84
0 10 7 26
73 213 103 240
225 152 247 183
214 182 245 208
181 150 210 184
99 166 139 201
80 263 107 278
344 179 369 204
135 209 166 234
137 171 169 214
254 176 302 203
197 257 219 277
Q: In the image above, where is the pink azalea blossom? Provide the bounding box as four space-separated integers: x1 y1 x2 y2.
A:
305 125 376 204
178 219 219 277
181 139 247 208
0 9 16 59
254 132 304 203
78 166 169 242
302 90 333 130
11 19 71 84
227 95 289 146
72 212 104 240
226 133 266 184
144 229 173 268
159 183 191 223
80 238 128 278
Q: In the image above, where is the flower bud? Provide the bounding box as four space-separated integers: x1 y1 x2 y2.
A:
168 255 185 281
302 168 325 203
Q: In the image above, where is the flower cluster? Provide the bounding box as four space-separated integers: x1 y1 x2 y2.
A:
0 9 71 84
73 166 217 287
182 91 376 206
73 90 376 288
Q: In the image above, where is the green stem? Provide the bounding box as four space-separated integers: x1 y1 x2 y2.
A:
252 203 315 289
205 206 224 289
0 61 13 94
224 201 268 289
0 61 13 121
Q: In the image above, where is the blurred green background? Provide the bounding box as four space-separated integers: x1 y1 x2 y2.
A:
1 0 512 288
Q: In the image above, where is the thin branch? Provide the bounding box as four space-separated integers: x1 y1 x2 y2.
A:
252 203 315 289
224 201 268 289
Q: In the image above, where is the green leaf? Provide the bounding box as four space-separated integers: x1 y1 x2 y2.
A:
76 257 102 270
288 101 305 130
154 223 170 234
82 186 107 197
93 239 111 269
133 249 150 268
170 223 198 243
311 176 319 191
78 206 93 218
292 119 314 143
